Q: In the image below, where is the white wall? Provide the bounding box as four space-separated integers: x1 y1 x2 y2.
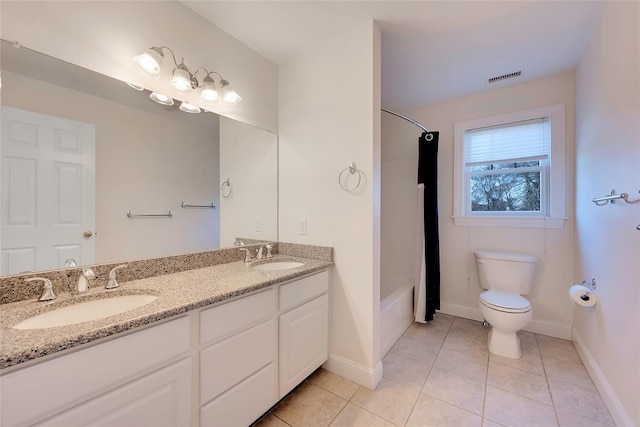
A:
574 2 640 425
0 0 278 132
3 71 220 263
404 72 576 338
279 21 382 388
219 116 278 247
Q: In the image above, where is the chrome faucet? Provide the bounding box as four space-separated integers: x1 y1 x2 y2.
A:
25 277 56 301
106 264 128 289
256 243 273 260
75 267 95 293
239 248 254 262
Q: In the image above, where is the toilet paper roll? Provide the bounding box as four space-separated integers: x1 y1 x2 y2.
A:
569 284 597 307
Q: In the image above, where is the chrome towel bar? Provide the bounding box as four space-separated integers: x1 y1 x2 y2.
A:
181 202 215 208
126 210 173 218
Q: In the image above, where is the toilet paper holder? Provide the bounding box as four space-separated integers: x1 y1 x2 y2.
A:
580 279 597 290
576 279 597 301
570 280 598 308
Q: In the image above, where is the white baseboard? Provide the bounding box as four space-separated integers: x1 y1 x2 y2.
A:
439 302 571 339
439 302 484 322
572 327 633 426
323 353 383 390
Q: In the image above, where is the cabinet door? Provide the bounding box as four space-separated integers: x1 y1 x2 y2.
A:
279 294 329 397
2 317 190 426
36 358 192 426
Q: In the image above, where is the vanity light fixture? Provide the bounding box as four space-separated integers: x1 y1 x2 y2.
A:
179 101 201 114
220 78 242 105
126 82 145 91
149 91 174 106
132 45 241 111
199 74 221 102
133 47 164 77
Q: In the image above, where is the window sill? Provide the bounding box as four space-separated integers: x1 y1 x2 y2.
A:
452 216 567 229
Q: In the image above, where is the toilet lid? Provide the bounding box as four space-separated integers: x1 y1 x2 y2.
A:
480 290 531 313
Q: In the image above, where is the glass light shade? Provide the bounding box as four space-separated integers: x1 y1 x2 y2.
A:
220 80 241 105
133 49 162 77
199 78 221 103
149 92 174 106
126 82 145 91
171 66 192 93
179 101 201 114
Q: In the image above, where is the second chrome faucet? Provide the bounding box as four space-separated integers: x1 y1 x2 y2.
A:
75 267 95 293
239 243 274 263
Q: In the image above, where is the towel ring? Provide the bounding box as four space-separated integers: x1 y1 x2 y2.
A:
221 179 232 199
338 162 362 192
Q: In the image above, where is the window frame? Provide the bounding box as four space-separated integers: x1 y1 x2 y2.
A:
453 103 567 228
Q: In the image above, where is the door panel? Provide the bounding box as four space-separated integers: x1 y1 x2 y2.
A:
1 106 95 274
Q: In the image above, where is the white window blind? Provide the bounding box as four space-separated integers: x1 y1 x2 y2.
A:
464 118 550 166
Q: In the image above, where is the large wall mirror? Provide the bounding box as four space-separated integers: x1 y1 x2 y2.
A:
0 40 278 276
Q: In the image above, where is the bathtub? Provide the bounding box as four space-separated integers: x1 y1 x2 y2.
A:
380 283 414 357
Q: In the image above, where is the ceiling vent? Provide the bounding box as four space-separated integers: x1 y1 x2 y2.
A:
487 71 522 84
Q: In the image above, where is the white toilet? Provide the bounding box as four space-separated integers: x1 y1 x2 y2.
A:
475 250 538 359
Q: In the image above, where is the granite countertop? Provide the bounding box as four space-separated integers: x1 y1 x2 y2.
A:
0 255 332 370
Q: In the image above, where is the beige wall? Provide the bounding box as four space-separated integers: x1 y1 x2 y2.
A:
3 71 220 264
401 72 577 338
279 21 382 388
0 1 278 133
574 1 640 425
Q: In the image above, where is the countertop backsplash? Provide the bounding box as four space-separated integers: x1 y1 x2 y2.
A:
0 242 333 305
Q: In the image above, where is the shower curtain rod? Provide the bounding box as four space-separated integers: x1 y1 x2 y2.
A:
381 107 431 134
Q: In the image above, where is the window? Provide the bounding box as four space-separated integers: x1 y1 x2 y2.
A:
453 104 566 228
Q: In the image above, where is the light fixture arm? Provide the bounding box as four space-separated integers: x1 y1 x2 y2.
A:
152 46 179 68
191 68 226 86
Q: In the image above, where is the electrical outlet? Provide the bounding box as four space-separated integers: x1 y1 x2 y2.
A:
255 217 262 232
297 218 307 235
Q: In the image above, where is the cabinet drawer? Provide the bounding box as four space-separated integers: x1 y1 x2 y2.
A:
37 358 192 427
200 363 277 427
279 270 329 312
200 318 276 405
200 288 276 345
1 317 190 426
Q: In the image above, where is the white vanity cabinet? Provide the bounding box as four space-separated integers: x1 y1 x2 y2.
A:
278 270 329 397
199 288 278 427
1 268 331 427
0 317 192 426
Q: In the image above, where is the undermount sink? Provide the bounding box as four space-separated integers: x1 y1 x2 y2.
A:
251 261 305 271
13 294 158 330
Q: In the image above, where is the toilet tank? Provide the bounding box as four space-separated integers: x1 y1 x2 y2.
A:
474 250 538 294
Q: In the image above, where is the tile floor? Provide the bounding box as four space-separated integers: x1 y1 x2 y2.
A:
255 314 615 427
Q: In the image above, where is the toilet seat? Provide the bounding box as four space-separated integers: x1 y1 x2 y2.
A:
480 290 531 313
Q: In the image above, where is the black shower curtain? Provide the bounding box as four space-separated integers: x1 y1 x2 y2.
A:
417 131 440 322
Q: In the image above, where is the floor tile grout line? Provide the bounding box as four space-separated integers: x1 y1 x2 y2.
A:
537 332 562 427
324 397 349 427
403 315 454 427
346 390 407 426
481 322 490 422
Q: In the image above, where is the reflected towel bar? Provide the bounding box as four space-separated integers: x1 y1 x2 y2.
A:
126 210 173 218
181 202 215 208
592 189 640 206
